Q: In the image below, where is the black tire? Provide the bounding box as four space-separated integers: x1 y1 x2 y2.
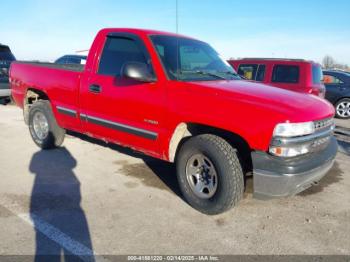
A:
0 97 10 105
176 134 244 215
28 100 65 149
335 98 350 119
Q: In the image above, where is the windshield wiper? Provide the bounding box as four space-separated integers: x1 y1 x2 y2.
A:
219 71 243 79
180 70 227 80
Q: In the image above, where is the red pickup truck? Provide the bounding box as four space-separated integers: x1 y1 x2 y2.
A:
10 28 337 215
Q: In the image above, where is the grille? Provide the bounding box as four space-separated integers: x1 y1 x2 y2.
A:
314 118 334 131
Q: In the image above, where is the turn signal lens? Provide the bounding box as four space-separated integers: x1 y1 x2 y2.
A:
269 145 310 157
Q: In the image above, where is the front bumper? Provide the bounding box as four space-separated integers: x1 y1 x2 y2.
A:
252 136 338 199
0 82 10 98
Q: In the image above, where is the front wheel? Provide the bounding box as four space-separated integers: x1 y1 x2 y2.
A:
335 98 350 119
176 134 244 215
28 100 65 149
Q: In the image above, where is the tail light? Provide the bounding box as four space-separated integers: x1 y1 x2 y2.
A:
309 85 326 98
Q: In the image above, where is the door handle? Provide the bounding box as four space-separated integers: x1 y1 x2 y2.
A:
89 84 102 94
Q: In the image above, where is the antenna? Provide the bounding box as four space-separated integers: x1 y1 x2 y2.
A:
176 0 178 35
176 0 179 80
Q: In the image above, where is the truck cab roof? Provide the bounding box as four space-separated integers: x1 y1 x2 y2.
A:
99 28 196 39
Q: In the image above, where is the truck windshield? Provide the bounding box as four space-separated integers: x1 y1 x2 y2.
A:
150 35 240 81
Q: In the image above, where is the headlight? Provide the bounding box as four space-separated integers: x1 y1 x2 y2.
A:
270 121 315 157
273 122 315 137
269 119 333 158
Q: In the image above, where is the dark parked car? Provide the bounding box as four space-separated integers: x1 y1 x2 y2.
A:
323 70 350 119
0 44 16 99
55 55 87 65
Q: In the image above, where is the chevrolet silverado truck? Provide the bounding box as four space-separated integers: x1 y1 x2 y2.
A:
10 28 337 215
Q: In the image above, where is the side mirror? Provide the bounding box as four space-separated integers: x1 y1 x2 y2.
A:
121 62 156 83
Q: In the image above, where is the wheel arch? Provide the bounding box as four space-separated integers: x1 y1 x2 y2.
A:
168 122 253 173
335 96 350 105
23 88 50 124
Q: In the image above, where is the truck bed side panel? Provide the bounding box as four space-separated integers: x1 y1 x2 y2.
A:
10 62 82 131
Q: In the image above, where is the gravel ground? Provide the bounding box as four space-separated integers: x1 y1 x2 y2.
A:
0 104 349 258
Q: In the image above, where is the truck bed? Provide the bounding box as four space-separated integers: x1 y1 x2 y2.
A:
10 61 83 111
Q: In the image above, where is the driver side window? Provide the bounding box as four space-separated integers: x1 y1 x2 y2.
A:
323 74 344 84
98 37 147 76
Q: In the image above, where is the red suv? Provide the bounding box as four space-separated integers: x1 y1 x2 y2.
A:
228 58 325 97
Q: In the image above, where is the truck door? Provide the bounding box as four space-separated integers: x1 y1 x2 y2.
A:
79 33 165 157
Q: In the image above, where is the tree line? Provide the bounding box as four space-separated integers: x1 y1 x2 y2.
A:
322 55 349 71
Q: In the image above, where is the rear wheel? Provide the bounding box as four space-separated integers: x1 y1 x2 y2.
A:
335 98 350 119
176 134 244 215
28 100 65 149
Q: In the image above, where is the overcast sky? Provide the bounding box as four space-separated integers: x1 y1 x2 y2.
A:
1 0 350 64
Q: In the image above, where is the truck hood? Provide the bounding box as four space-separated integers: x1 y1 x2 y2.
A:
186 80 335 122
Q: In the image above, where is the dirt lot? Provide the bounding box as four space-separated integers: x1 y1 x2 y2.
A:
0 105 349 258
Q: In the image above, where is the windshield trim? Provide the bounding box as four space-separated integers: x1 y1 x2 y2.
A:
148 34 171 81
